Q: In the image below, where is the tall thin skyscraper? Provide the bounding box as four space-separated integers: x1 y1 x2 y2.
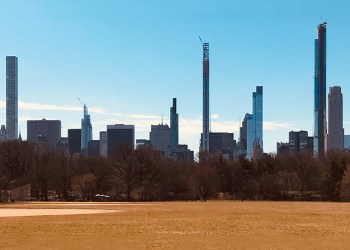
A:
328 86 343 150
170 98 178 154
246 113 254 158
6 56 18 140
240 113 250 151
245 86 263 159
81 104 92 152
253 86 263 151
314 22 327 157
202 42 210 152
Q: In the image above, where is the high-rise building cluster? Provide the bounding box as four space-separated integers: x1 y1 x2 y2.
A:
234 87 264 160
145 98 193 162
0 55 194 161
277 22 346 156
1 23 348 161
313 23 344 155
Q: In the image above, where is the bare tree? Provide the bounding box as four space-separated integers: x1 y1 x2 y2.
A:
321 150 347 201
111 145 140 201
136 147 164 201
72 173 96 201
292 152 319 196
255 154 284 199
86 157 114 197
0 141 35 181
32 149 56 201
191 164 216 202
53 148 74 201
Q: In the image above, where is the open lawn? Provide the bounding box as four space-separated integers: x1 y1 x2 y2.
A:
0 201 350 249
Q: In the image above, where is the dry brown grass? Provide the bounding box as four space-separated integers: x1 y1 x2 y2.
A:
0 201 350 249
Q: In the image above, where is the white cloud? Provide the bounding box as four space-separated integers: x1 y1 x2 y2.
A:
19 116 36 122
263 121 296 130
19 101 107 114
0 100 106 114
128 114 162 120
0 99 303 152
211 113 219 119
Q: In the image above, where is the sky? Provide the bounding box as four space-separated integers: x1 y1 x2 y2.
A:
1 0 350 154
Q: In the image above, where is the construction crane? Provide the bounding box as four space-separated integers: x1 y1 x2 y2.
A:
199 36 203 46
77 97 84 107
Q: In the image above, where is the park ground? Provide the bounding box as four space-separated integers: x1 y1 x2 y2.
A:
0 201 350 249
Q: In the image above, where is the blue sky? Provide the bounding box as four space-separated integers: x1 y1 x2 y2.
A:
1 0 350 153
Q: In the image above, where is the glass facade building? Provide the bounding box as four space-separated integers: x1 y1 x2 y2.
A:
244 86 263 159
246 113 254 158
170 98 178 154
314 22 327 157
81 104 93 152
253 86 263 151
6 56 18 140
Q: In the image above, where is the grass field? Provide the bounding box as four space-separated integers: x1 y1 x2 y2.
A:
0 201 350 249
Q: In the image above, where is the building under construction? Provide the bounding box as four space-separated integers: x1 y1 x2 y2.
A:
201 40 210 152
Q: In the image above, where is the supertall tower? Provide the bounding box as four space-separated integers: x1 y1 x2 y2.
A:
170 98 179 154
253 86 263 150
314 22 327 157
6 56 18 140
81 104 92 152
201 40 210 152
246 86 263 159
328 86 343 150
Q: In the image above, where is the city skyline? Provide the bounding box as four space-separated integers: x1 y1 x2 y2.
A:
1 1 350 153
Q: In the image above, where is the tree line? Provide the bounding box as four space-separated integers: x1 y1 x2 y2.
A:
0 140 350 202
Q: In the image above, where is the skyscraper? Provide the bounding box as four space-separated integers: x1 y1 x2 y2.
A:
289 130 313 154
240 113 251 152
68 128 81 155
314 22 327 157
170 98 178 154
81 104 92 152
202 41 210 152
328 86 343 150
244 86 263 159
107 124 134 158
150 124 170 156
253 86 263 151
246 113 254 158
27 119 61 150
6 56 18 140
99 131 108 157
209 132 236 160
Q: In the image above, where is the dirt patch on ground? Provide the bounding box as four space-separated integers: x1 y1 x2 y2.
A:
0 208 119 217
0 201 350 249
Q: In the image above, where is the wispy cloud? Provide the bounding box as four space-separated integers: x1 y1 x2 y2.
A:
0 100 106 114
263 121 296 130
128 114 161 120
1 99 301 152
